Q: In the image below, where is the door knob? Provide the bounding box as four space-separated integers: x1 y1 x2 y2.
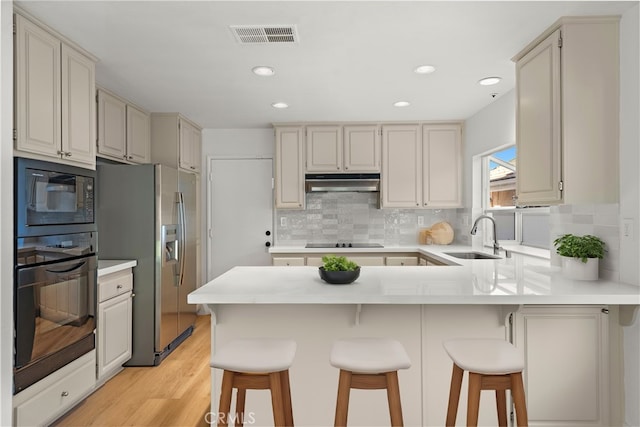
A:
265 242 271 247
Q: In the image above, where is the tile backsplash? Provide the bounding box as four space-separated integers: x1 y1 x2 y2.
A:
275 193 462 247
549 203 620 281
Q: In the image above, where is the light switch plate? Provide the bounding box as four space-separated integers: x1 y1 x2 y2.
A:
280 217 287 227
418 216 424 226
623 218 633 239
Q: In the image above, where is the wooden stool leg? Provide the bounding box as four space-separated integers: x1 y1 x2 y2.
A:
218 371 235 427
280 370 294 426
496 389 508 427
445 364 464 426
510 372 529 427
466 372 482 427
235 388 247 427
385 371 404 427
334 369 352 427
269 372 286 426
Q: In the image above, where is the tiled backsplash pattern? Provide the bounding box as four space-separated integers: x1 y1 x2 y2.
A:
275 193 462 247
276 195 621 280
549 203 620 280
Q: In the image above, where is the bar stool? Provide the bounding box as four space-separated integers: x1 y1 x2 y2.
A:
443 338 528 427
330 338 411 427
211 338 296 427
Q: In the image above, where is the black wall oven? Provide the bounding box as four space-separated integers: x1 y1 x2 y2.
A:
14 158 97 394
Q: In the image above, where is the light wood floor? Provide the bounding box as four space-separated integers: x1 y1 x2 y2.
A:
53 315 211 427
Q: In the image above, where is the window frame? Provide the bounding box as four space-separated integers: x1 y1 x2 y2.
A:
480 145 550 249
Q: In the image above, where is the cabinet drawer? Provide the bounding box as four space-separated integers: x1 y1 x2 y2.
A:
386 256 418 266
14 350 96 427
98 269 133 302
272 257 305 266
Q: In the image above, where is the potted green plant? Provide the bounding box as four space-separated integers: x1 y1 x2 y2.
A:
319 255 360 285
553 234 605 280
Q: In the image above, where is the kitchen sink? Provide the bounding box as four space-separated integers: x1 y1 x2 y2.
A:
444 251 501 260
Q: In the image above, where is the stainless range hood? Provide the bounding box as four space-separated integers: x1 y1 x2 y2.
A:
305 173 380 193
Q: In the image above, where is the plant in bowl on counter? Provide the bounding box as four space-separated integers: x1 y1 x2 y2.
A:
319 255 360 285
553 234 605 280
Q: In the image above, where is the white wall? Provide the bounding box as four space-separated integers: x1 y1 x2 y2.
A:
619 5 640 426
0 0 13 424
199 128 274 282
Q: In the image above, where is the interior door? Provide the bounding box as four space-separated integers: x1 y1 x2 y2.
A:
208 158 273 280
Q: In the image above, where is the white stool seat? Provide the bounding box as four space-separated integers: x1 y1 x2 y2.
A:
331 338 411 374
443 338 524 375
211 338 296 373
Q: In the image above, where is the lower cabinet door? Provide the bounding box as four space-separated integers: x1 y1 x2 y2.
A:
511 306 610 426
14 350 96 427
98 291 132 380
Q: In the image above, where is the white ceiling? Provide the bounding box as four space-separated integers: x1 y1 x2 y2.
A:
16 1 636 129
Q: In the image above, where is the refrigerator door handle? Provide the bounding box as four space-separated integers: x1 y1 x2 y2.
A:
177 192 187 287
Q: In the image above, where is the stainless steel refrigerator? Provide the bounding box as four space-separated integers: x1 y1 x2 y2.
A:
97 163 197 365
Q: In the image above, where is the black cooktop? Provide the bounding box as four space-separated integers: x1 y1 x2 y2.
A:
305 243 384 249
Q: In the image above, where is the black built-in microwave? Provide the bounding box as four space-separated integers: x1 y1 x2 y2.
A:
15 158 96 237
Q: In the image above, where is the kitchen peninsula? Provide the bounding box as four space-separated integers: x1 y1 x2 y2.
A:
188 247 640 426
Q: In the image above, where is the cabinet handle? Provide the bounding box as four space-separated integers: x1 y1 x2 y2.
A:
416 203 419 206
61 391 69 397
128 156 133 160
65 152 72 157
345 166 348 170
116 284 123 289
131 293 136 298
57 150 64 155
336 166 340 170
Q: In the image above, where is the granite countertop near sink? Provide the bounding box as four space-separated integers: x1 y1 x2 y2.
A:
97 259 137 277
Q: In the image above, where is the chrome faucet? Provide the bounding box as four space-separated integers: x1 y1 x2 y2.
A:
470 215 511 258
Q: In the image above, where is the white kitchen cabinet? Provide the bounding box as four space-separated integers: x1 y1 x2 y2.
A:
150 113 202 174
306 125 380 173
275 126 305 209
422 124 462 207
306 125 343 172
343 125 381 172
13 350 96 427
97 88 151 164
97 89 126 160
385 256 418 266
513 17 619 205
15 12 96 169
97 268 133 383
381 124 422 208
179 118 202 173
272 257 306 266
511 306 611 426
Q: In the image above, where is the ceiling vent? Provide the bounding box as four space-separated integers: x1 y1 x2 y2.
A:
230 25 299 44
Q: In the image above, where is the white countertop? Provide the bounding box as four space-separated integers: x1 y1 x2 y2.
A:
189 246 640 305
97 259 137 277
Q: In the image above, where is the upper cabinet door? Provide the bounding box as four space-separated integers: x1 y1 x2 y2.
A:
179 119 201 173
515 29 562 205
381 124 422 208
422 124 462 208
61 44 96 166
15 14 61 158
126 105 151 164
275 127 305 209
343 125 380 173
306 125 342 172
97 89 127 160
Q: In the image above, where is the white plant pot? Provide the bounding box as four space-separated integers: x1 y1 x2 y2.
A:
561 256 599 281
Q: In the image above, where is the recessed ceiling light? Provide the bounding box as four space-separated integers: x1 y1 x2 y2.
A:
271 102 289 109
414 65 436 74
478 77 501 86
393 101 410 107
252 66 275 76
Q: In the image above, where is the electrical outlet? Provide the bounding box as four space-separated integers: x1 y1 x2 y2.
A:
280 217 287 228
418 216 424 226
623 218 633 239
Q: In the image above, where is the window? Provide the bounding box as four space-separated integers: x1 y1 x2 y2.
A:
481 146 550 249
